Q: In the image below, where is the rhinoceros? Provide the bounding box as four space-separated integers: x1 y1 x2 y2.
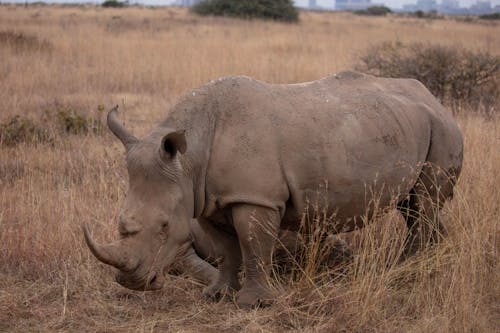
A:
83 71 463 308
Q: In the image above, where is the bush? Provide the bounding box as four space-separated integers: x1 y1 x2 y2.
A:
0 116 50 146
0 106 104 147
356 42 500 114
410 10 442 19
354 6 392 16
192 0 299 23
479 12 500 20
102 0 127 8
55 108 103 135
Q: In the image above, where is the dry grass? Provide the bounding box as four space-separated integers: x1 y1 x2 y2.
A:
0 5 499 332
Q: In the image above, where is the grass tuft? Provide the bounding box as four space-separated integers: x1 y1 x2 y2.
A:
0 30 52 53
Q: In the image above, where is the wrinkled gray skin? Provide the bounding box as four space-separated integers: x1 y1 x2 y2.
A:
172 220 351 285
84 71 463 308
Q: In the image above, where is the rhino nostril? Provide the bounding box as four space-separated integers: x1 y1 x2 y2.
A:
148 273 157 286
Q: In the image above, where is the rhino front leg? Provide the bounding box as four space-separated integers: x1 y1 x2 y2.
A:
197 218 242 300
179 246 218 285
232 204 280 308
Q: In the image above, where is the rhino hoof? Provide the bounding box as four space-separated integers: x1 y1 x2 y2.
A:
202 280 239 301
236 285 274 309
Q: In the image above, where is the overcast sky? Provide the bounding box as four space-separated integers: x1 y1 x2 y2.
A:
5 0 500 10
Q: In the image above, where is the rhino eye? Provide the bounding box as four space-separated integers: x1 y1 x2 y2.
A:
159 222 169 239
119 229 138 238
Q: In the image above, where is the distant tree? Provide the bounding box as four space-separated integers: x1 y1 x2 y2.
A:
479 12 500 20
102 0 127 8
354 6 392 16
414 10 425 18
192 0 299 23
410 10 441 19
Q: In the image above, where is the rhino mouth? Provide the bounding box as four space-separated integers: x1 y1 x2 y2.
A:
115 269 164 291
84 222 191 292
83 224 167 290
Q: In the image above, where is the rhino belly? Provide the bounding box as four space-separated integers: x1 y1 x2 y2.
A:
281 124 427 232
282 158 421 233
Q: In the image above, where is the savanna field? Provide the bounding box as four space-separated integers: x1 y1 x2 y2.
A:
0 4 499 332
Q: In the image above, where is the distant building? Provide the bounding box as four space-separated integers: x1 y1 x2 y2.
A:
416 0 438 11
178 0 201 6
402 3 416 11
309 0 318 9
336 0 372 11
438 0 470 14
402 0 498 14
470 1 492 14
440 0 459 11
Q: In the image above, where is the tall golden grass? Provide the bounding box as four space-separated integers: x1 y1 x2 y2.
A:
0 5 498 332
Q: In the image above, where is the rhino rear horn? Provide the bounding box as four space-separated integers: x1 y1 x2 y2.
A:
107 105 138 149
83 224 132 271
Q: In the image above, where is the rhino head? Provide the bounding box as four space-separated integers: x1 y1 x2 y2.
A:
83 106 193 291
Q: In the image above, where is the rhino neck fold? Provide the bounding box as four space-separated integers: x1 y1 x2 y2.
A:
177 144 212 219
163 91 217 219
179 152 206 218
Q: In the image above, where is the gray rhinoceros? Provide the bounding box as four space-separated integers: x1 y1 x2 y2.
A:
83 71 463 308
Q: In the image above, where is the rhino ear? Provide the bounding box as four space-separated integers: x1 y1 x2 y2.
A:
161 130 187 156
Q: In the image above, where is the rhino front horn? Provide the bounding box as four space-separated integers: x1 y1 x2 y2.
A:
107 105 139 149
83 224 131 270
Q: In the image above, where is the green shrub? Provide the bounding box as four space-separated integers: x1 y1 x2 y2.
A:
102 0 127 8
0 116 50 146
356 42 500 114
55 107 103 135
192 0 299 23
354 6 392 16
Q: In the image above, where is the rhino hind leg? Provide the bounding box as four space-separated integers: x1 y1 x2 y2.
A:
322 234 353 267
274 230 352 273
232 204 281 308
397 161 458 258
